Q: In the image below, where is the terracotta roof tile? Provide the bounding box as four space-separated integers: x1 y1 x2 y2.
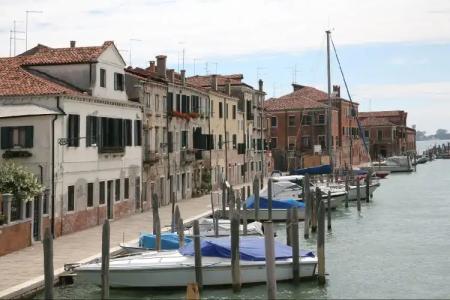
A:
263 87 328 111
360 117 397 127
187 74 243 87
359 110 405 118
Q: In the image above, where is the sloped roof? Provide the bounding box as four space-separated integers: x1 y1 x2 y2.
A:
360 117 396 127
264 88 327 111
187 74 244 87
359 110 405 118
0 104 62 118
0 56 81 97
21 41 114 65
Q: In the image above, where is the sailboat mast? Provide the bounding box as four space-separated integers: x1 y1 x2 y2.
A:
326 30 333 171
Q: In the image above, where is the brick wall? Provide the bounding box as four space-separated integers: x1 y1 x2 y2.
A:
0 221 31 256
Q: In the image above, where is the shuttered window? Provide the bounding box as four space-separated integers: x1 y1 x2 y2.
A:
87 183 94 207
134 120 142 146
124 178 129 199
68 114 80 147
100 68 106 88
114 73 124 91
68 185 75 211
115 179 121 201
167 92 174 113
219 102 223 118
1 126 33 149
168 131 173 153
99 181 105 205
86 116 98 147
176 94 181 112
124 119 132 146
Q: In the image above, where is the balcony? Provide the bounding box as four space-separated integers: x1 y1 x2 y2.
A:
180 149 195 165
144 150 161 165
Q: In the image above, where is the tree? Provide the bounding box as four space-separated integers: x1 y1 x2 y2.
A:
435 129 450 140
0 161 43 201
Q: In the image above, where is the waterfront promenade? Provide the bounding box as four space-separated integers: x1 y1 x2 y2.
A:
0 188 227 298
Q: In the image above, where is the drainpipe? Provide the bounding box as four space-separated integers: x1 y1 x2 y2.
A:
51 96 65 238
224 96 228 182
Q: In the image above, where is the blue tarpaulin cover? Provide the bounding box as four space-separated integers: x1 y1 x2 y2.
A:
290 164 332 175
139 232 192 250
245 195 305 209
179 236 315 261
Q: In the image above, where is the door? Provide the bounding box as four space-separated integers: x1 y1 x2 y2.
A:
107 180 113 219
135 177 141 209
33 196 41 240
181 173 186 199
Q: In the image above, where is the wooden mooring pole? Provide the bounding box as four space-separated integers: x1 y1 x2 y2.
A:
317 200 326 285
327 191 332 231
177 217 185 247
303 174 310 239
242 203 248 236
222 181 227 218
344 170 349 208
43 227 54 300
264 221 277 299
291 208 300 283
267 178 273 221
101 220 110 300
152 193 159 235
231 212 241 293
193 220 203 290
356 179 361 212
253 176 260 221
286 208 292 246
365 170 371 203
186 283 200 300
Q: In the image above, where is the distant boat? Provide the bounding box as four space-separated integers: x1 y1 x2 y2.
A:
363 156 413 173
75 237 318 288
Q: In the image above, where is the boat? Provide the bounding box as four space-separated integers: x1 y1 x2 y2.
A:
290 164 332 176
74 236 318 288
120 219 265 253
374 170 390 179
415 156 428 164
363 156 413 173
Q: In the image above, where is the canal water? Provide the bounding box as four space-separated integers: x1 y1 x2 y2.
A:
37 152 450 299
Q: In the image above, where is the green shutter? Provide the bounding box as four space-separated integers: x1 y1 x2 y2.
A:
24 126 34 148
86 116 92 147
1 127 12 149
74 115 80 147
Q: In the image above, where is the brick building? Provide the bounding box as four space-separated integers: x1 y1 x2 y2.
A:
358 110 416 158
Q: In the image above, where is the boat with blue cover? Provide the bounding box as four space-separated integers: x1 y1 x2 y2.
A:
74 236 318 288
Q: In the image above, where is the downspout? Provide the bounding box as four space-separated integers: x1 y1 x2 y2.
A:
224 96 228 182
207 95 212 189
166 83 171 203
51 96 65 238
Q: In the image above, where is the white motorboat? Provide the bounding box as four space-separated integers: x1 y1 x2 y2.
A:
364 156 413 173
347 182 380 201
75 237 318 288
218 206 305 221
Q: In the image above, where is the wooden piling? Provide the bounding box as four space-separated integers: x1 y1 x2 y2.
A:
152 193 160 235
264 221 277 299
291 208 300 283
253 177 260 221
317 200 326 285
186 283 200 300
344 170 349 208
193 220 203 290
177 217 185 247
43 227 54 300
327 191 331 231
356 179 361 212
267 178 273 221
213 211 219 237
228 186 235 214
155 216 161 251
286 208 292 246
365 170 371 203
171 191 176 233
175 205 181 229
236 191 241 213
101 220 110 300
303 174 310 239
222 181 227 218
242 203 248 235
231 212 241 293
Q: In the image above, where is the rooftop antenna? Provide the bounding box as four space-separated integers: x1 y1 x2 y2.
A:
9 30 13 57
129 38 142 66
193 58 200 75
211 62 218 74
13 20 25 56
25 10 43 51
205 62 209 75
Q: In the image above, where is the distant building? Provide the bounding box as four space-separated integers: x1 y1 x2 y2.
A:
358 110 416 158
0 41 142 255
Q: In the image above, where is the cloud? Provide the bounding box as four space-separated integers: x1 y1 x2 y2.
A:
1 0 450 62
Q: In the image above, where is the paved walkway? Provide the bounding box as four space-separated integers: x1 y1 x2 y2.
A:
0 186 242 298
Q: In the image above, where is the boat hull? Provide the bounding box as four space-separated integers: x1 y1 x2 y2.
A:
218 207 305 221
347 183 379 201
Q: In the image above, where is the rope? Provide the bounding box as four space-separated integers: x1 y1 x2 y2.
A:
330 35 372 164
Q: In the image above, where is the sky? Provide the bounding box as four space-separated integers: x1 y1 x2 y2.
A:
1 0 449 134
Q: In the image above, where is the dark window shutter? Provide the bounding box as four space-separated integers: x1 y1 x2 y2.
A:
134 120 142 146
74 115 80 147
114 73 118 90
176 94 181 112
187 96 191 113
24 126 33 148
1 127 12 149
167 93 173 112
168 131 173 153
86 116 92 146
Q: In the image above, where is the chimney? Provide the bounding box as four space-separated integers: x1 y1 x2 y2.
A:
70 41 76 48
258 79 264 92
149 61 156 72
333 85 340 97
211 74 218 91
156 55 167 78
292 83 304 92
225 79 231 96
167 69 175 83
181 69 186 86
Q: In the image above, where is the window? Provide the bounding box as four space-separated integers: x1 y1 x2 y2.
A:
288 136 296 150
302 136 310 148
145 93 151 108
181 131 188 148
115 179 121 201
168 131 173 153
364 130 370 139
317 114 325 124
219 135 223 149
100 68 106 88
68 114 80 147
155 127 159 152
226 104 229 119
271 116 277 128
87 183 94 207
302 114 312 125
177 174 180 191
318 135 326 148
271 137 277 149
124 178 129 199
155 94 160 113
86 116 98 146
124 119 132 146
187 173 190 189
377 130 383 141
114 73 124 91
134 120 142 146
163 96 167 113
99 181 105 204
162 128 167 153
176 94 181 112
210 100 214 117
232 105 236 119
232 134 237 149
288 116 296 127
99 117 124 152
1 126 33 149
219 102 223 118
167 92 173 112
68 185 75 211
